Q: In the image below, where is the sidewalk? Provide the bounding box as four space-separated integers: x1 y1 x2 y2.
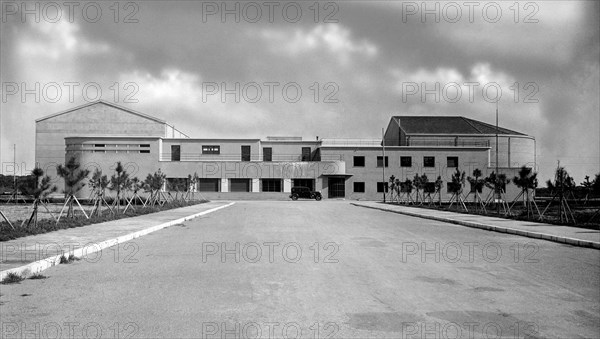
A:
0 201 234 280
351 202 600 249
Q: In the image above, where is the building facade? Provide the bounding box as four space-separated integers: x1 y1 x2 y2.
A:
36 101 536 201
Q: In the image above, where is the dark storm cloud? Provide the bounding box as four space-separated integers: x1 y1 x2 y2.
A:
0 0 598 181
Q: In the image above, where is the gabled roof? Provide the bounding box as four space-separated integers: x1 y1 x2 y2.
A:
35 100 167 124
392 116 526 136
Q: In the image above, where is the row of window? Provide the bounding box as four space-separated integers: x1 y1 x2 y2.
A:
67 144 151 154
171 145 312 162
355 156 459 168
167 178 292 193
355 182 505 193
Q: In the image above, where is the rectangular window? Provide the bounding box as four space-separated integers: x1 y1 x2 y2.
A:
198 179 220 192
447 156 459 168
377 182 389 193
241 145 251 161
166 178 187 191
353 182 365 193
202 145 220 154
400 156 412 167
139 144 150 154
424 182 436 194
424 156 435 167
353 156 365 167
230 179 251 192
261 179 282 192
171 145 181 161
263 147 272 162
301 147 311 161
94 144 105 153
377 156 389 167
293 179 315 191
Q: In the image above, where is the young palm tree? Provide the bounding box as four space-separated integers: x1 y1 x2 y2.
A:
401 178 413 204
467 169 486 211
511 166 540 218
89 168 111 217
123 177 144 213
485 171 511 214
56 156 90 220
144 169 167 206
388 175 397 203
580 175 593 204
419 173 429 204
543 165 575 223
434 176 443 206
109 162 130 213
412 174 422 204
449 168 467 211
21 167 57 228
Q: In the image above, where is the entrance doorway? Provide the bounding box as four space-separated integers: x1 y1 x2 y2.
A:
328 177 345 198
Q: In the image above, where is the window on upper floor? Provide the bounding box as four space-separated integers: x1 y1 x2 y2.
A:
353 156 365 167
302 147 311 161
241 145 251 161
171 145 180 161
263 147 272 162
400 156 412 167
202 145 220 155
377 156 389 167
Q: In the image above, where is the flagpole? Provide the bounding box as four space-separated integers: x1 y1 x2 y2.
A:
382 128 386 203
496 101 500 215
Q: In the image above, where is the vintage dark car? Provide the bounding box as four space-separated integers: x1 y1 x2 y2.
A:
290 186 322 201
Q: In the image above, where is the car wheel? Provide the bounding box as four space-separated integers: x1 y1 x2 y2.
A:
315 195 322 201
291 194 298 200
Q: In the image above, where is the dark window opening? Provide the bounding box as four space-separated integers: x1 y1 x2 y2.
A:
261 179 282 192
353 182 365 193
198 179 220 192
447 157 459 168
353 156 365 167
424 156 435 167
202 145 220 154
230 179 251 192
377 156 389 167
171 145 181 161
263 147 272 162
241 146 251 161
302 147 311 161
293 179 314 191
400 156 412 167
424 182 436 193
377 182 389 193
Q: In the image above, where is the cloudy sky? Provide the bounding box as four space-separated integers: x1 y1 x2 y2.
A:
1 0 598 183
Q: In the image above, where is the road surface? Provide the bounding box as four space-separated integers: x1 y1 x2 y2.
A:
1 201 598 338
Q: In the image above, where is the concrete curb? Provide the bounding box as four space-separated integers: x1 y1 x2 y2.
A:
351 203 600 250
0 202 235 281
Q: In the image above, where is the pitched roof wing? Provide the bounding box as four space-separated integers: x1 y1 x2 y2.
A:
392 116 526 135
35 100 166 124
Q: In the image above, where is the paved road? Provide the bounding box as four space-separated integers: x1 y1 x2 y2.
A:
1 201 599 338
